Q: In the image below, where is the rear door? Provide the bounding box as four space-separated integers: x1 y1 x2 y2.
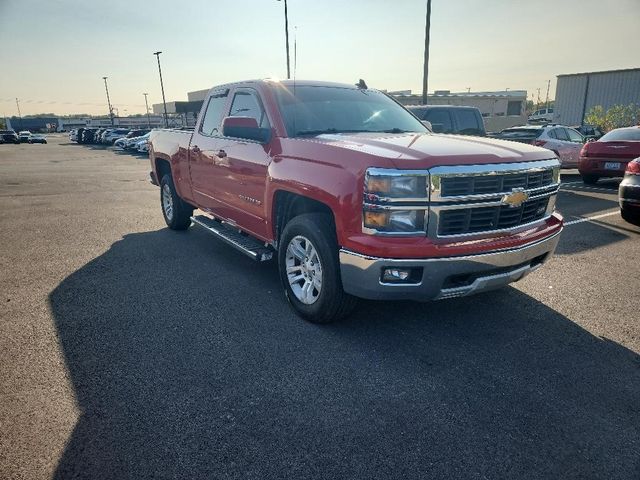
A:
452 109 485 136
565 127 585 167
210 87 273 240
188 88 231 210
547 127 572 165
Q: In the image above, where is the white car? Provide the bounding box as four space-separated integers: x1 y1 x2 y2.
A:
135 139 149 153
528 108 554 123
114 137 128 148
18 131 32 142
69 130 77 142
494 124 585 168
102 128 131 145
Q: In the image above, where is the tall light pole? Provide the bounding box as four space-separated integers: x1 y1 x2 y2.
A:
153 51 169 127
143 93 151 128
102 77 114 126
277 0 291 79
422 0 432 105
15 98 23 131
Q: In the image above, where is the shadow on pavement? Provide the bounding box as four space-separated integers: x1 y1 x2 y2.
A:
49 228 640 479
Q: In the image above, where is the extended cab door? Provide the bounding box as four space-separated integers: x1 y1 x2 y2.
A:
210 87 273 240
188 89 231 209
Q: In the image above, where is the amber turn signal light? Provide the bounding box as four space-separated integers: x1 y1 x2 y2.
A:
363 211 390 228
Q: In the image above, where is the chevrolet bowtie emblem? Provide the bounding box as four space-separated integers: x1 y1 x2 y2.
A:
501 188 529 208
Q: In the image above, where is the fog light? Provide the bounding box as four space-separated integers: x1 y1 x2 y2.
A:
382 268 411 283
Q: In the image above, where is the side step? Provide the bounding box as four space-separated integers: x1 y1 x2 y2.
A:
190 215 274 262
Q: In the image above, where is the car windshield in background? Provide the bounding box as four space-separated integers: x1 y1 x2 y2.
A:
599 128 640 142
500 128 543 138
273 85 428 137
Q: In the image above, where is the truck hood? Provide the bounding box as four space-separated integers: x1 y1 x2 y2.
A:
306 132 554 168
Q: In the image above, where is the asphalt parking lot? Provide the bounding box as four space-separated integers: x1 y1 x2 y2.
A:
1 135 638 479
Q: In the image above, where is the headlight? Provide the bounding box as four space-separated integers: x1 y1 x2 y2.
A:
363 169 429 234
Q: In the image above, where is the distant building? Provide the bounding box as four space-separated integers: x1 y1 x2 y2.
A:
554 68 640 125
390 90 527 132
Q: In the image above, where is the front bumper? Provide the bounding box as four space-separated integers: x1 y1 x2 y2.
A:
339 230 562 301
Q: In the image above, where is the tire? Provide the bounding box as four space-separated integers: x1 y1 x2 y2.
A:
278 213 358 323
582 174 599 185
160 174 193 230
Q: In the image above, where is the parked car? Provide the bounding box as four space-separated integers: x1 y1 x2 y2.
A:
148 79 563 323
93 128 106 143
68 130 78 142
18 131 32 143
528 108 554 122
125 132 151 150
103 128 131 145
579 126 640 184
75 128 86 143
28 134 47 144
135 138 149 153
572 124 604 141
619 158 640 225
126 129 149 138
407 105 486 136
0 129 19 144
491 124 584 168
81 128 98 143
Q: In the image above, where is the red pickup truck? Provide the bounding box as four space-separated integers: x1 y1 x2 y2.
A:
148 79 563 323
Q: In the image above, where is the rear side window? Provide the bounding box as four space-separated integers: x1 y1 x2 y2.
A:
229 91 270 129
200 92 228 136
566 128 583 143
453 109 483 135
424 110 452 133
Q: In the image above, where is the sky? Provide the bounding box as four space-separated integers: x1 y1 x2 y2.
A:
0 0 638 117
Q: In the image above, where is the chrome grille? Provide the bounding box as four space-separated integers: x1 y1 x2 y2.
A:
428 159 561 238
440 169 554 197
438 198 549 236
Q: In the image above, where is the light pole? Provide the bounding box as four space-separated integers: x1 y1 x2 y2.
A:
153 51 169 127
15 98 23 131
422 0 432 105
277 0 291 79
102 77 114 126
143 93 151 128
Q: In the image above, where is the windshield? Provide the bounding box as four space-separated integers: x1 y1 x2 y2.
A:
599 128 640 142
273 85 428 137
500 128 543 138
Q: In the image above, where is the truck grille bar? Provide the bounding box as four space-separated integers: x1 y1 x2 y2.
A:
428 159 561 239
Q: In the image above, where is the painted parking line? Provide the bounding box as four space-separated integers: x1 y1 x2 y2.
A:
560 184 618 193
564 211 620 226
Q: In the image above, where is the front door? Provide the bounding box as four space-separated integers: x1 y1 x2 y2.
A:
210 87 273 240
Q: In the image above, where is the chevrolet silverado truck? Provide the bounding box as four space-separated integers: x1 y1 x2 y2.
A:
148 80 563 323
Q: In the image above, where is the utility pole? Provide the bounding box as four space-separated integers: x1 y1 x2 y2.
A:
422 0 432 105
143 93 151 128
15 98 22 131
102 77 114 126
153 51 169 128
536 88 541 109
545 79 551 111
277 0 291 79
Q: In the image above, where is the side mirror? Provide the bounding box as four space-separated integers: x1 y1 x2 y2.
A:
421 120 433 131
222 116 270 143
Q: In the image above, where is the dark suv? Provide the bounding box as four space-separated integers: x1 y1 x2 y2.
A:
407 105 486 136
0 130 20 144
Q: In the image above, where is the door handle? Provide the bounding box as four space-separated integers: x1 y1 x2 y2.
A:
192 145 201 153
217 149 227 158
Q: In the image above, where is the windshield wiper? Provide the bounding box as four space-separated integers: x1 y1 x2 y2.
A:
295 128 374 136
378 128 412 133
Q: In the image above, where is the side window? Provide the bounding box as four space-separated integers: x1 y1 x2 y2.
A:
200 92 228 136
424 110 452 133
547 129 557 139
454 109 482 135
554 128 569 141
566 128 583 143
228 91 270 129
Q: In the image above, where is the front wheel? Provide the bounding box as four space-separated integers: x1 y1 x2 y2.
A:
278 213 358 323
160 174 193 230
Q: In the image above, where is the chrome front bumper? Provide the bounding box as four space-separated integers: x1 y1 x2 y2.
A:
339 230 562 301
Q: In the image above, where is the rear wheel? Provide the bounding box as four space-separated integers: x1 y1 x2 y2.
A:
160 174 193 230
278 213 358 323
582 174 599 185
